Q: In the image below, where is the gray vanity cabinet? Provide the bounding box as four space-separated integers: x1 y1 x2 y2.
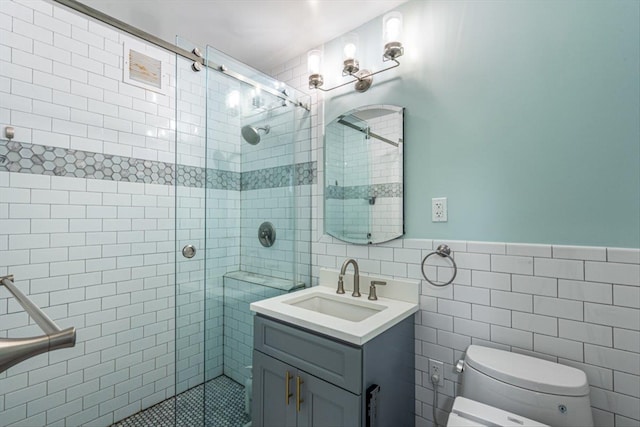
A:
253 350 360 427
252 314 414 427
253 350 297 427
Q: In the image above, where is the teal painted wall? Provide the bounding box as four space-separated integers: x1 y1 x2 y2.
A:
321 0 640 248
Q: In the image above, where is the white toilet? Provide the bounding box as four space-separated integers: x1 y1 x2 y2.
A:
447 345 594 427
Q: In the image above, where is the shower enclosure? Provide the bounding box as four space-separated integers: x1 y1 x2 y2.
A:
0 2 311 423
171 42 311 426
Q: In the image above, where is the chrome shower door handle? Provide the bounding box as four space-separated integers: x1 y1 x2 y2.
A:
182 244 196 258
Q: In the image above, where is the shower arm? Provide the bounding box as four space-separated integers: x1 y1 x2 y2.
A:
0 275 76 374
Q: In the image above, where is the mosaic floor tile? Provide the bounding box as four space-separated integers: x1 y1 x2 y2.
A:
113 376 250 427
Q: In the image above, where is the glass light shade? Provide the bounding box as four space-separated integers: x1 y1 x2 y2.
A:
307 50 323 75
383 11 403 44
342 33 359 60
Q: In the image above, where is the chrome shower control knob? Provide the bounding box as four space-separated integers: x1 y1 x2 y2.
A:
258 222 275 247
182 245 196 258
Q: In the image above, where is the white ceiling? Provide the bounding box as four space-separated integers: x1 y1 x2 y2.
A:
78 0 408 74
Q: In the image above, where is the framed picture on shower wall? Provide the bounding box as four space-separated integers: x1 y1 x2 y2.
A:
123 40 171 96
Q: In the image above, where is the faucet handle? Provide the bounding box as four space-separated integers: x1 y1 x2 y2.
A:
367 280 387 300
337 274 345 294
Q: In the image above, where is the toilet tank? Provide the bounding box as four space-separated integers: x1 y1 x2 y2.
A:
458 345 594 427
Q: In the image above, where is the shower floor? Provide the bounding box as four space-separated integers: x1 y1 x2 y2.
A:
113 375 250 427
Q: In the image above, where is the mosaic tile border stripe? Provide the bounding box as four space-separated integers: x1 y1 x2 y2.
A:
0 141 316 190
208 168 241 191
1 140 175 185
326 182 402 199
241 161 317 191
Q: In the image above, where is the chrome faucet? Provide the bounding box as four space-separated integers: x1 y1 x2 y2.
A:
337 259 361 297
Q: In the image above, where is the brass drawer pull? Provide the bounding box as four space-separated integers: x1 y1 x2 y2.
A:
285 371 293 405
296 375 304 412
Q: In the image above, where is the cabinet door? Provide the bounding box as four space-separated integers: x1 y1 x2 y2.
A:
297 372 361 427
253 350 297 427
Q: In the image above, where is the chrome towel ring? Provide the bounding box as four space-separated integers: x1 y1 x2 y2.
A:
421 244 458 287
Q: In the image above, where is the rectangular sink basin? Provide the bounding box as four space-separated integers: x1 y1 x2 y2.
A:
285 293 385 322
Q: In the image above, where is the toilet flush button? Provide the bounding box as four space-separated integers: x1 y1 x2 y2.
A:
507 416 524 425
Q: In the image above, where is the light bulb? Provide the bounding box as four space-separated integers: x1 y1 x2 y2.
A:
386 18 400 41
343 43 356 60
307 50 322 75
342 33 359 61
383 11 403 44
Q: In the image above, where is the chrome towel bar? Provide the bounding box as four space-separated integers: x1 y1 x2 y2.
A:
0 275 76 374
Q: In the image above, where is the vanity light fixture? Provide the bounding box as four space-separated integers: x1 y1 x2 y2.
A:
342 33 360 75
382 11 404 61
308 10 404 93
307 49 324 90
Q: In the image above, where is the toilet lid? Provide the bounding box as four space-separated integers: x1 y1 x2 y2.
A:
447 397 549 427
464 345 590 396
447 413 486 427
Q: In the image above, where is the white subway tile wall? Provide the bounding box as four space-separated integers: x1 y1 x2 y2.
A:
0 2 185 425
0 173 177 426
271 50 640 427
1 2 314 426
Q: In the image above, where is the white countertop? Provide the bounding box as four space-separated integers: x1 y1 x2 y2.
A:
250 269 419 345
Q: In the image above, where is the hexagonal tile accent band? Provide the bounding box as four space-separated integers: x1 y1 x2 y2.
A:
0 141 316 191
207 168 241 191
0 140 176 185
294 162 317 186
325 183 402 200
241 162 317 191
176 164 205 188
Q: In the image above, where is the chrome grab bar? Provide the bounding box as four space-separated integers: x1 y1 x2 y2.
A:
0 275 76 374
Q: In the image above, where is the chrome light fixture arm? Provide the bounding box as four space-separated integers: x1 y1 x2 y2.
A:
310 59 400 93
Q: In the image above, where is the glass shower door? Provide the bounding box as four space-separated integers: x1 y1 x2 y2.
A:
172 39 310 427
174 37 208 426
202 44 307 427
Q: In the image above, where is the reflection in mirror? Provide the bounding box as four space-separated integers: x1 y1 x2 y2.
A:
325 105 404 244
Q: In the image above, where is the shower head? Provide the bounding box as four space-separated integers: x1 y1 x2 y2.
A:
241 124 270 145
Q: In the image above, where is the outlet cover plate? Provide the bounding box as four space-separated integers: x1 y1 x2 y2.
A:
432 197 448 222
429 359 445 387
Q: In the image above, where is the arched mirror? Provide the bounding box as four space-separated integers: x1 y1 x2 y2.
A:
324 104 404 244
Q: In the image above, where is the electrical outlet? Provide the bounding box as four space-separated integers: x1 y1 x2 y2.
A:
428 359 445 387
432 197 448 222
